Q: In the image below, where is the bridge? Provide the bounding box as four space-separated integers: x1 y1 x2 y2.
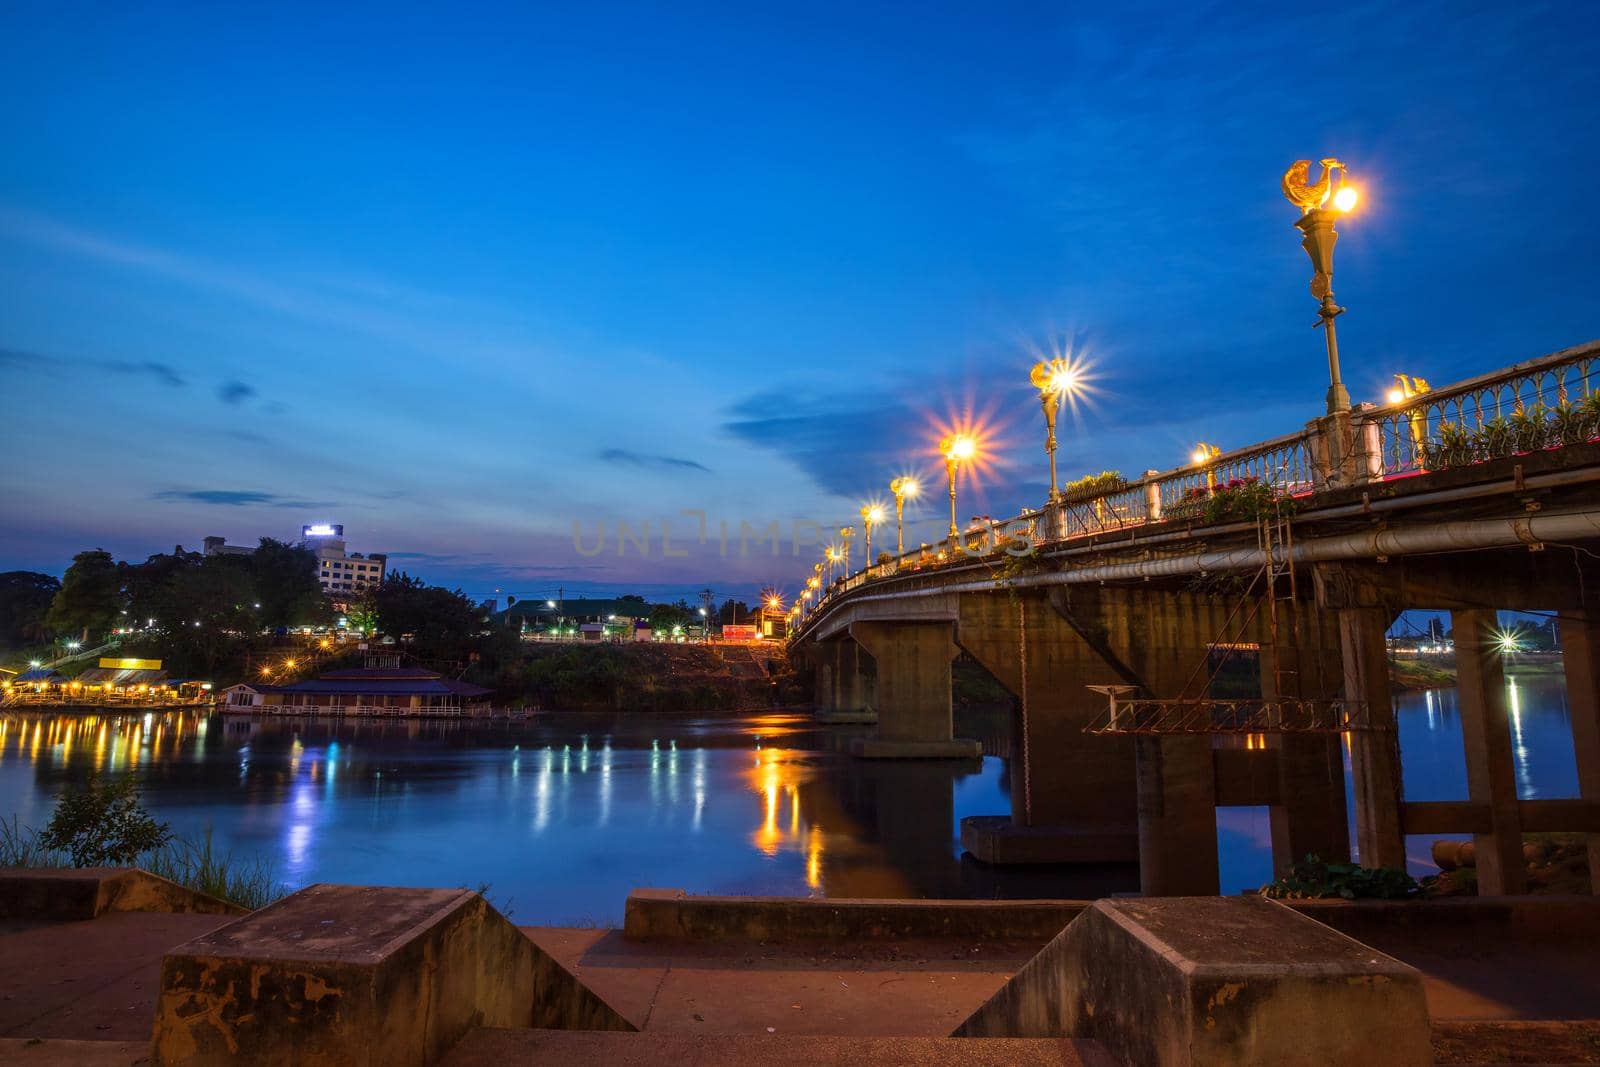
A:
789 339 1600 897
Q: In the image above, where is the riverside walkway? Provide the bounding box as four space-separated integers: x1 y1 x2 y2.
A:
2 873 1598 1065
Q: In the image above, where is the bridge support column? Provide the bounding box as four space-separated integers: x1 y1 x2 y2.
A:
1452 608 1527 895
847 620 980 759
956 592 1138 866
1338 607 1407 869
813 640 875 724
1558 608 1600 894
1262 640 1351 875
1137 736 1221 896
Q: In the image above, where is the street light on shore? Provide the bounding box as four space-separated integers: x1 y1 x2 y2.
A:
1282 157 1361 413
889 477 920 554
939 434 977 540
1029 358 1081 501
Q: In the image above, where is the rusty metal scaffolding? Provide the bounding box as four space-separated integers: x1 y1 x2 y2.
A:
1083 693 1381 736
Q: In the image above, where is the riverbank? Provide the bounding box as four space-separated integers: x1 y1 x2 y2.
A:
1389 654 1565 691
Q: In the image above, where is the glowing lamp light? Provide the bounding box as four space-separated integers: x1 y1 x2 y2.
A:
1386 387 1405 405
942 434 977 462
1333 185 1359 212
546 600 557 609
866 505 885 524
285 658 297 669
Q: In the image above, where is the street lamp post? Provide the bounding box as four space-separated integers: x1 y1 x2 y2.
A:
1282 158 1361 414
939 434 977 541
859 504 884 569
1028 359 1079 500
839 526 855 573
889 477 919 555
1193 442 1222 490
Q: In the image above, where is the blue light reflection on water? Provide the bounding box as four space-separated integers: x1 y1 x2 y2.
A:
0 674 1578 917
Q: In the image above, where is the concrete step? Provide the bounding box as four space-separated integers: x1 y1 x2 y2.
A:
442 1027 1120 1066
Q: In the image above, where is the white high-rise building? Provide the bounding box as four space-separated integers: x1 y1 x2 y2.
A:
302 524 387 600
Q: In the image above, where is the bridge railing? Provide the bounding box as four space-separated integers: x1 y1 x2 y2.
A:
794 340 1600 632
1358 341 1600 478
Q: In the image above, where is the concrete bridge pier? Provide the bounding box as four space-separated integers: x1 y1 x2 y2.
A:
955 591 1139 866
846 620 981 759
1557 606 1600 893
810 639 876 724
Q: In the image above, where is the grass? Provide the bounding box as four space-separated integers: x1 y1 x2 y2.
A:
0 815 285 911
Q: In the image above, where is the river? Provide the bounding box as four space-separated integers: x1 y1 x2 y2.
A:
0 672 1580 923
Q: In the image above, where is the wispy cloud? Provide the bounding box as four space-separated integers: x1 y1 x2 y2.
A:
597 448 711 473
217 380 256 404
153 489 334 508
2 345 186 387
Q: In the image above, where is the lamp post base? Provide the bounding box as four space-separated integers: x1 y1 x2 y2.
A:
1325 380 1352 414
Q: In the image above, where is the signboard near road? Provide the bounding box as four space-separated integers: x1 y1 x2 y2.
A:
721 624 758 642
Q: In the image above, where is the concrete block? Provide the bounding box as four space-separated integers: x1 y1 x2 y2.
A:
442 1027 1121 1066
151 883 633 1067
960 816 1139 866
0 867 243 921
955 896 1430 1067
849 738 981 759
622 888 1087 942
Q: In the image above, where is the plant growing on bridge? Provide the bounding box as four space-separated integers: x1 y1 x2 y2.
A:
1199 477 1296 524
1423 421 1477 469
1550 395 1600 447
1260 854 1426 900
1061 470 1126 503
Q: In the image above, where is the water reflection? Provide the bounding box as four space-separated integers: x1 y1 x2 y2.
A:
0 708 1038 922
2 673 1574 916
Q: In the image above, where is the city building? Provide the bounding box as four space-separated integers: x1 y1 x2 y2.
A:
220 656 490 716
302 524 387 601
202 523 388 606
201 536 254 558
493 597 650 631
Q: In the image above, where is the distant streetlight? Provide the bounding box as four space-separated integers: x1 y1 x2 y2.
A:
1282 157 1361 413
839 526 855 573
825 545 844 584
1029 358 1082 500
65 640 80 651
889 477 920 554
939 434 978 539
859 504 885 566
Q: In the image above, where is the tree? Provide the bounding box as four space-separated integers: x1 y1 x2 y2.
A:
0 571 61 648
39 774 171 866
46 550 122 642
648 602 693 634
717 599 752 626
251 539 329 628
373 572 484 652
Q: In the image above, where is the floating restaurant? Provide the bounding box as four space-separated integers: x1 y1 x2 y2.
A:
1 658 212 707
221 658 492 717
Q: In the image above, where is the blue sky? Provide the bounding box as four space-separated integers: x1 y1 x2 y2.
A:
2 1 1597 603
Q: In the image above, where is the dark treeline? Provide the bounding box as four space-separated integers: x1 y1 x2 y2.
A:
3 552 788 711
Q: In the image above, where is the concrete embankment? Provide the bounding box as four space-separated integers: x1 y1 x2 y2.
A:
4 869 1600 1065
